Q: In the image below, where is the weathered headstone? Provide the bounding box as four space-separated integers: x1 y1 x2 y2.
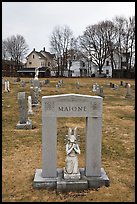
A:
16 77 21 82
2 78 5 85
45 79 50 86
30 87 40 107
110 82 113 88
120 81 123 86
16 92 32 129
28 96 34 115
113 84 118 90
56 84 59 92
33 94 110 192
20 80 26 87
75 80 80 89
92 84 97 92
125 83 132 98
98 86 104 98
4 80 10 92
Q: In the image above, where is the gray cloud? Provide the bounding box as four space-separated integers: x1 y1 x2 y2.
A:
2 2 135 55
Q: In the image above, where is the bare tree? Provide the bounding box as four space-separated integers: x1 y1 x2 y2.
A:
2 34 29 69
113 15 135 69
79 21 116 74
50 25 74 76
122 16 135 69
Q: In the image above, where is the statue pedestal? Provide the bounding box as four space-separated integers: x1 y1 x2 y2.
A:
63 168 80 180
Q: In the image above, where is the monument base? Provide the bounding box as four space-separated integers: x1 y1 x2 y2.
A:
125 95 132 98
16 119 32 130
33 168 110 192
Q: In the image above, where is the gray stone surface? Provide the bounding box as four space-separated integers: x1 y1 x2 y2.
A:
41 94 103 179
16 119 32 130
16 92 32 129
125 83 132 98
30 87 40 107
33 168 109 192
28 96 34 115
33 94 110 192
98 86 104 98
33 78 40 88
17 92 27 124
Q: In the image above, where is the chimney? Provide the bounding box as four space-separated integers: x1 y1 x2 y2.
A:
43 47 45 52
33 48 35 51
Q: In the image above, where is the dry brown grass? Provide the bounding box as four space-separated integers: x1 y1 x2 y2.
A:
2 77 135 202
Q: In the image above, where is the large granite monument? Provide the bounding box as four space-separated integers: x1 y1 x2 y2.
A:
33 93 110 192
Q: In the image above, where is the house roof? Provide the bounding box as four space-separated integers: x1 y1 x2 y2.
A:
26 49 55 60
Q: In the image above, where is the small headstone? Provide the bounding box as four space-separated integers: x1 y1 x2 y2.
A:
4 80 10 92
98 86 104 98
45 79 50 86
113 84 118 90
2 78 5 85
28 96 34 115
20 80 26 87
56 84 59 92
120 81 123 86
110 82 113 88
16 77 21 82
16 92 32 129
75 80 80 89
92 84 96 92
125 83 132 98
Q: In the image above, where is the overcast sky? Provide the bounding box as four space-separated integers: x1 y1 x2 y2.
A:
2 2 135 56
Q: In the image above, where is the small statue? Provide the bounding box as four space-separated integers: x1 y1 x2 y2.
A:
64 127 80 179
35 67 39 79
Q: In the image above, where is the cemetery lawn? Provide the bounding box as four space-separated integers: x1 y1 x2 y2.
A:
2 77 135 202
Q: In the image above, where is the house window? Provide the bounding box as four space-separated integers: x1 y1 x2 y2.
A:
29 62 32 64
41 62 44 66
106 70 109 75
106 61 109 66
48 62 50 66
73 55 76 60
33 55 35 59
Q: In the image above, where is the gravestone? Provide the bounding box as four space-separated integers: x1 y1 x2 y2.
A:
2 78 5 85
16 92 32 129
33 78 40 88
28 96 34 115
120 81 123 86
110 82 113 88
98 86 104 98
125 83 132 98
92 84 97 92
45 79 50 86
4 80 10 92
56 84 59 92
33 94 110 192
16 77 21 82
30 78 34 86
30 87 40 107
75 80 80 89
20 80 26 87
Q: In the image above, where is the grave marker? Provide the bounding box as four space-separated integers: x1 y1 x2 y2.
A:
33 94 110 192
